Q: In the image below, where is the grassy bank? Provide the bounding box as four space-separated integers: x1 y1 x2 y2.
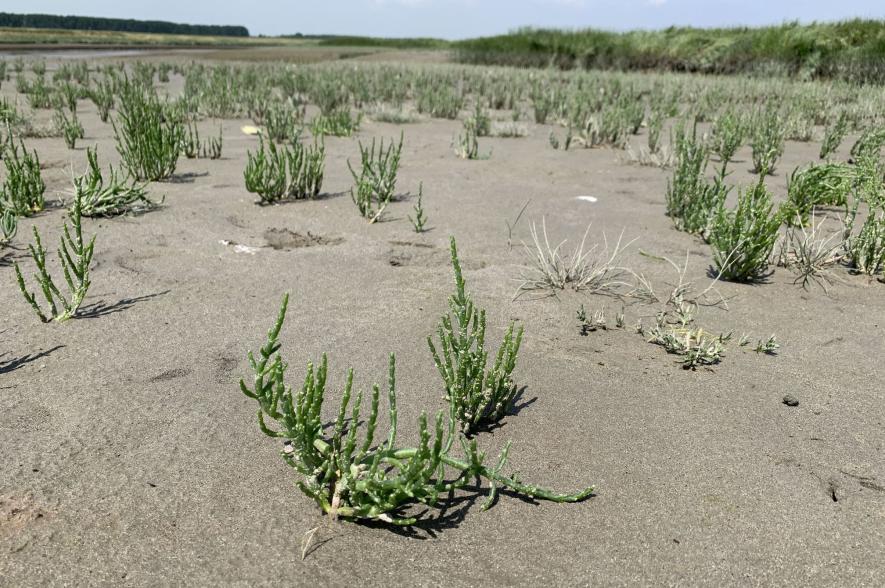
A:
454 20 885 83
313 35 450 49
0 27 289 48
0 27 454 50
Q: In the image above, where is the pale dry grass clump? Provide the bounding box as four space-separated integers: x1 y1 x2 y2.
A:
776 212 842 292
515 219 635 298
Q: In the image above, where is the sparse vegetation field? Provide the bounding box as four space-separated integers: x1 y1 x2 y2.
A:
1 41 883 586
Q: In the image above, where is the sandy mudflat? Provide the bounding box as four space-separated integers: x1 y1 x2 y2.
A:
1 57 883 586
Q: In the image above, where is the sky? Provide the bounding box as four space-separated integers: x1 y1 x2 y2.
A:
2 1 884 40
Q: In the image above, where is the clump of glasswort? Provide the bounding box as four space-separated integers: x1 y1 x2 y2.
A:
709 177 781 282
180 121 222 160
428 237 523 435
665 123 729 238
750 107 785 175
708 109 746 175
348 133 403 222
75 146 158 217
0 136 45 216
14 187 95 323
261 100 304 143
782 162 854 227
819 111 849 160
112 81 183 181
89 79 115 123
54 108 84 150
240 293 593 526
837 152 885 276
244 137 325 204
454 119 489 160
310 109 362 138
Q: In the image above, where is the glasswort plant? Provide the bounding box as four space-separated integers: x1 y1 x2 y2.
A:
428 237 524 435
408 183 427 233
75 146 157 217
709 178 781 282
14 187 96 322
348 133 403 222
112 83 183 181
240 293 593 526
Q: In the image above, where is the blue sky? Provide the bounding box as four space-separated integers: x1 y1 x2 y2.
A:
3 1 884 39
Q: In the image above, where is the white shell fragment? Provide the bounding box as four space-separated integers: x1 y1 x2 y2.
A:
219 239 261 255
575 196 598 203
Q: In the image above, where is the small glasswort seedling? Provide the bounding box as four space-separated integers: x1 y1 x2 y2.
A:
819 111 849 160
754 335 780 355
408 183 427 233
180 121 223 160
0 208 17 245
577 305 607 335
54 108 84 150
14 186 96 323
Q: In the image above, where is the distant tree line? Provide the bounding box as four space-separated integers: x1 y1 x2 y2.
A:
0 12 248 37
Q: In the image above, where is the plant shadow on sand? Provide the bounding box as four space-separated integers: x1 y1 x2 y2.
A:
706 265 774 284
0 247 25 267
359 479 594 541
77 290 170 319
166 171 210 184
297 385 556 546
0 345 65 375
467 386 537 436
254 190 349 207
302 482 595 560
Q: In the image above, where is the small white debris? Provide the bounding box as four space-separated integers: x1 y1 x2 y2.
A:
575 195 598 203
219 239 260 255
241 125 260 135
